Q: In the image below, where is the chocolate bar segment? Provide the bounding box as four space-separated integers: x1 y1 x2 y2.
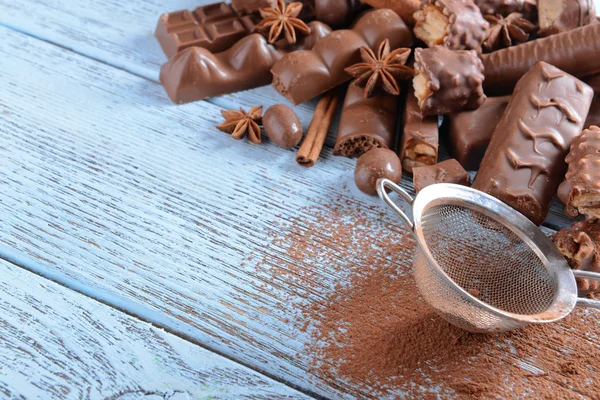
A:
412 159 471 193
538 0 596 37
554 220 600 296
334 85 399 158
271 9 413 105
413 0 490 52
400 86 439 172
473 62 594 225
231 0 273 13
413 47 486 116
558 126 600 219
447 96 511 170
155 3 261 59
482 24 600 95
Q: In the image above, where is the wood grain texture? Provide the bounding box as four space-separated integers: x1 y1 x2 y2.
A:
0 258 309 399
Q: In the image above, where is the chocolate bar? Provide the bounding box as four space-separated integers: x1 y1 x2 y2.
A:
334 84 399 158
473 62 594 225
413 0 490 52
271 9 413 105
538 0 596 37
558 126 600 219
160 21 330 103
554 220 600 296
400 86 439 172
413 47 486 116
412 159 471 193
473 0 535 17
447 96 511 170
585 73 600 128
231 0 273 13
155 3 261 59
482 24 600 95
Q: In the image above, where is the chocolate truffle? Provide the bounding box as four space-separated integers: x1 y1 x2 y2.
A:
355 148 402 195
263 104 303 149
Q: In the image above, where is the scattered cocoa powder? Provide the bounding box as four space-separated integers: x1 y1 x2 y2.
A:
250 194 600 398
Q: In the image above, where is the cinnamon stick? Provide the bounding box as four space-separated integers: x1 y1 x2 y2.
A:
296 91 339 167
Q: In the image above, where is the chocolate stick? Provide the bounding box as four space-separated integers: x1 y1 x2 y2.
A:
296 91 339 167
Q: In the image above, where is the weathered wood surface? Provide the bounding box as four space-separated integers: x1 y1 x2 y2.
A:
0 258 309 399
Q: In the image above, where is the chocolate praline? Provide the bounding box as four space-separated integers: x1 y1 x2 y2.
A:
355 148 402 195
263 104 303 149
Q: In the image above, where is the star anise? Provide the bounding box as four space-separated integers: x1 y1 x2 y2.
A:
257 0 311 44
344 39 413 98
483 13 536 52
216 106 263 144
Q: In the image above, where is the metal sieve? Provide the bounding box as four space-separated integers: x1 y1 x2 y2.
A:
377 179 600 333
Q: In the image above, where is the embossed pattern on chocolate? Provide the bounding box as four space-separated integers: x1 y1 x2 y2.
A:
473 62 594 225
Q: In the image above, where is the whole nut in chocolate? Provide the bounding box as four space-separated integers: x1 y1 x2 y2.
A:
263 104 303 149
354 148 402 195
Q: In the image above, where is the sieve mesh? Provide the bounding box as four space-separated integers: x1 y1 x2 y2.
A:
417 204 556 317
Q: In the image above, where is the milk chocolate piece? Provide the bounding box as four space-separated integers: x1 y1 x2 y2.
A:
231 0 273 13
558 126 600 219
334 85 400 158
154 3 261 59
473 62 594 226
315 0 361 28
361 0 421 25
585 74 600 129
413 0 490 52
554 220 600 295
263 104 303 148
538 0 596 37
447 96 511 170
400 86 439 172
355 148 403 195
413 47 486 116
271 9 413 105
412 159 471 193
474 0 535 17
482 24 600 95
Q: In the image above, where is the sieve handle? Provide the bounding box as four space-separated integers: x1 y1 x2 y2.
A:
572 270 600 309
376 179 415 232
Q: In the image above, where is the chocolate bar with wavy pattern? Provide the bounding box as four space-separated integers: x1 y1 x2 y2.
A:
271 9 413 105
473 62 594 225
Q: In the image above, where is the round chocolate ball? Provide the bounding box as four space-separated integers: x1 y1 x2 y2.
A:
263 104 303 149
355 148 402 196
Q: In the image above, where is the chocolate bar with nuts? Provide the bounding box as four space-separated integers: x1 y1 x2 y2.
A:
412 159 471 193
447 96 511 170
538 0 596 37
554 220 600 296
413 46 486 116
558 126 600 219
482 24 600 95
400 86 439 172
334 84 399 158
271 9 413 105
473 62 594 226
413 0 490 52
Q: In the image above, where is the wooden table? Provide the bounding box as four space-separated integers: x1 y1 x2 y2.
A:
0 1 599 398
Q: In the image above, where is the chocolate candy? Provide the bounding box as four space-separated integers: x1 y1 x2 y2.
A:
447 96 511 170
154 3 260 59
473 62 594 226
413 47 486 116
585 73 600 129
412 159 471 193
558 126 600 219
553 220 600 295
360 0 421 25
481 24 600 95
231 0 273 13
473 0 535 17
315 0 361 28
538 0 596 37
399 86 439 172
271 9 413 105
354 148 402 195
413 0 490 52
334 85 399 158
263 104 303 148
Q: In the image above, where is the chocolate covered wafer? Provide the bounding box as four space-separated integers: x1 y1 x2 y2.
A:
538 0 596 37
413 0 490 52
271 9 413 105
473 62 594 225
413 47 486 116
334 85 399 157
400 86 439 172
558 126 600 219
482 24 600 95
447 96 511 170
413 159 471 193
